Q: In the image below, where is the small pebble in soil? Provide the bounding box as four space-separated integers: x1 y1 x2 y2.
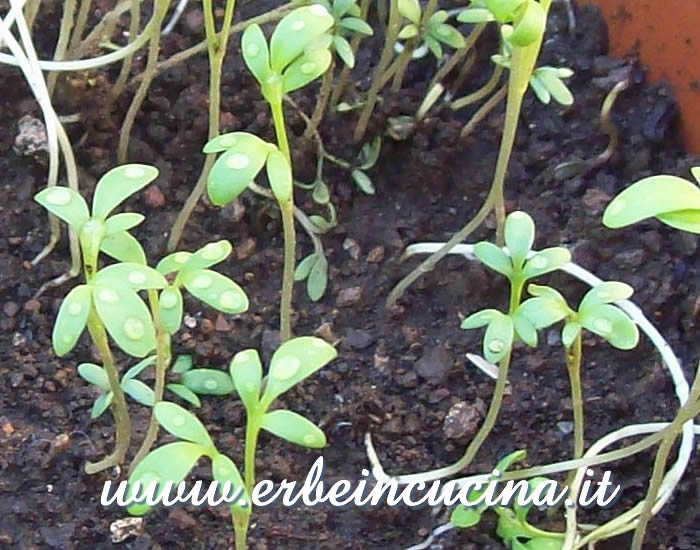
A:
110 517 144 543
557 421 575 435
443 399 486 440
343 238 361 260
366 245 385 263
314 322 339 344
336 286 362 307
415 346 453 383
344 328 375 350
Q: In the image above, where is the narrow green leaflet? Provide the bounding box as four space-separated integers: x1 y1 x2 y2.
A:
182 240 233 272
603 174 700 229
229 349 263 413
331 0 353 18
127 442 205 516
351 169 375 194
100 231 147 264
294 254 317 281
579 304 639 350
529 73 551 104
172 355 194 374
182 269 249 314
262 336 337 405
451 504 482 528
92 164 158 218
338 17 373 35
266 149 293 204
517 297 568 329
78 363 110 391
534 67 574 106
307 253 328 301
656 208 700 234
91 391 113 418
34 186 89 230
579 281 633 310
122 379 155 407
398 0 421 24
561 321 581 348
512 311 537 347
212 453 250 514
154 402 214 448
333 34 355 68
207 135 272 206
282 47 333 94
474 241 513 277
461 308 501 329
182 368 236 396
156 251 192 275
123 356 157 381
159 286 184 335
505 211 535 269
522 247 571 279
425 35 443 59
483 312 514 363
104 213 145 236
93 263 167 291
166 383 202 408
241 25 271 87
92 283 156 358
270 5 334 72
508 0 545 47
260 410 327 448
431 23 465 49
458 7 495 23
52 284 92 356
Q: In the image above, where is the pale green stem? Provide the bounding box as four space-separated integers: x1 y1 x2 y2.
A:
459 83 507 139
110 0 142 103
564 330 584 491
48 0 76 96
451 64 504 111
391 0 438 92
329 0 370 108
304 57 334 139
68 0 93 53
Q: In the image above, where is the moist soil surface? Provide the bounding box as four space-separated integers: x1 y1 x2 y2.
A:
0 1 698 549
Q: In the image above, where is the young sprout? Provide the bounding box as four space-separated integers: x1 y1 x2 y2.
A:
315 0 373 68
397 0 466 59
529 66 574 106
603 167 700 234
127 336 337 550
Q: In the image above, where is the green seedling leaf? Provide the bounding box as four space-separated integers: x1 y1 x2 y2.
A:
398 24 418 39
451 504 482 528
104 213 145 236
520 538 564 550
172 355 194 374
527 283 566 302
529 73 551 103
522 247 571 279
505 211 535 269
603 174 700 229
486 0 525 22
351 169 375 194
312 180 330 204
92 283 156 358
182 269 249 314
331 0 353 18
53 284 92 356
241 25 272 88
461 308 501 329
78 362 110 391
579 304 639 350
34 186 89 230
127 441 205 516
91 391 113 418
517 297 568 329
159 286 184 335
182 240 233 273
357 137 381 169
307 253 328 301
579 281 633 310
474 241 513 278
92 164 158 219
261 410 327 448
270 5 334 73
535 67 574 106
509 0 545 47
483 312 514 363
182 368 236 396
156 251 192 275
333 34 355 67
495 449 527 472
458 7 496 23
310 214 335 233
398 0 421 24
513 476 551 521
166 383 202 408
512 311 537 347
122 378 155 407
212 453 249 513
425 35 443 59
339 17 373 35
562 321 581 348
207 134 272 206
295 253 317 281
100 231 147 264
430 23 465 49
266 149 293 203
123 355 157 381
93 263 167 291
154 401 214 448
230 349 263 412
262 336 337 404
282 47 333 94
656 209 700 233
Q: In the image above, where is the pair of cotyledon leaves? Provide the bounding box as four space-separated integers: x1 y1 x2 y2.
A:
458 0 546 48
461 212 638 363
127 337 337 516
313 0 373 69
603 167 700 235
398 0 467 59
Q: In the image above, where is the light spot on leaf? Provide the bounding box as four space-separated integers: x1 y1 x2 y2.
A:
191 274 213 289
174 252 189 264
246 44 259 57
172 415 186 427
124 318 145 340
226 153 250 170
291 20 305 30
301 62 316 74
303 434 318 445
45 188 72 206
607 199 626 216
593 318 612 334
160 291 178 309
202 242 224 260
125 166 146 179
311 4 329 16
487 339 504 354
219 290 242 310
530 255 548 269
128 271 147 285
98 289 119 303
274 357 300 380
68 302 83 315
204 379 218 390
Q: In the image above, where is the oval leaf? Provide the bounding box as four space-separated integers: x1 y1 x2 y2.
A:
307 253 328 301
166 383 202 408
266 149 293 204
182 368 236 396
104 213 145 236
182 269 249 315
339 16 373 35
229 349 263 413
474 241 513 277
53 284 92 357
159 286 184 335
123 355 157 381
270 5 334 72
92 164 158 219
172 355 193 374
100 231 147 264
261 410 327 448
333 34 355 68
157 251 193 275
579 281 634 311
561 321 581 348
182 240 233 272
78 362 110 391
262 336 337 405
351 169 375 194
398 0 421 24
34 186 89 230
122 378 155 407
483 312 514 363
517 297 568 329
212 453 250 513
505 211 535 269
451 504 482 528
154 401 214 448
240 24 272 87
580 304 639 350
282 48 333 94
461 308 501 330
431 24 465 49
522 247 571 279
93 263 167 291
91 391 113 418
294 254 317 281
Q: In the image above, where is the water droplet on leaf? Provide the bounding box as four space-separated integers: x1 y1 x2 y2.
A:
45 188 72 206
172 415 186 427
310 4 328 16
530 255 548 269
68 302 83 315
128 271 146 285
301 62 316 74
124 318 145 340
160 291 178 309
246 44 259 57
98 289 119 303
174 252 189 264
274 357 300 380
226 153 249 170
125 166 145 179
291 20 305 30
202 242 224 260
219 290 242 310
488 339 505 353
593 318 612 334
191 274 213 289
204 379 218 390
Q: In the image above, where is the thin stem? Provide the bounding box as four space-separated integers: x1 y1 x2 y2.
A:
459 83 507 139
271 100 291 163
567 331 584 460
232 510 251 550
48 0 77 96
110 0 142 103
118 0 170 163
329 0 370 108
85 309 131 473
354 0 400 143
304 58 334 139
425 23 485 94
68 0 93 54
391 0 438 92
451 64 504 111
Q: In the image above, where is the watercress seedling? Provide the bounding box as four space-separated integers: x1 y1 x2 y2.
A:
398 0 466 59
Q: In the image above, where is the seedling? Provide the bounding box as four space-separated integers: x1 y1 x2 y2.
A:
603 167 700 234
397 0 466 60
127 336 337 550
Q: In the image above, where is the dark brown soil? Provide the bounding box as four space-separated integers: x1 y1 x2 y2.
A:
0 1 698 549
